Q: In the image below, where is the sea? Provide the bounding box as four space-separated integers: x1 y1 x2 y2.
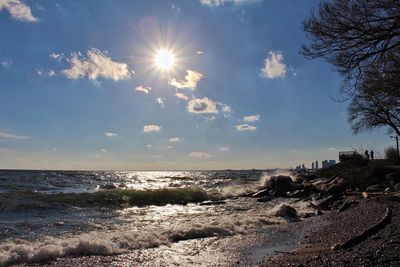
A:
0 169 315 266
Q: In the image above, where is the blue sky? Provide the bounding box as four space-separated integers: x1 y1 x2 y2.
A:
0 0 393 170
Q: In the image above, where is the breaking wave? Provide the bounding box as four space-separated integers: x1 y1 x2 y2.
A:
0 224 235 266
0 188 215 211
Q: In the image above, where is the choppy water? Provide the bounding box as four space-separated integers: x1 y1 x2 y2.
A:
0 169 313 266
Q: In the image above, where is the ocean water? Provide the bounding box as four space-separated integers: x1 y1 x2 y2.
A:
0 169 313 266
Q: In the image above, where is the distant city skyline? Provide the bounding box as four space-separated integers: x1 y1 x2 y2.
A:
0 0 393 170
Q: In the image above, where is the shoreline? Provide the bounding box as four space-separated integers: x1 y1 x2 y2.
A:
23 194 400 267
263 193 400 266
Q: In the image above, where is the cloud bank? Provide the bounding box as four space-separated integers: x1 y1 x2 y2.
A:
190 151 211 159
60 48 131 81
260 51 287 79
187 97 218 114
0 130 29 140
0 0 37 22
169 70 203 90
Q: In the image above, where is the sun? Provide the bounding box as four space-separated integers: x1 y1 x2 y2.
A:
155 49 175 70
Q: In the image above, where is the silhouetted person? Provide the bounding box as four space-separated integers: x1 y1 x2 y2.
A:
370 150 374 160
365 150 369 159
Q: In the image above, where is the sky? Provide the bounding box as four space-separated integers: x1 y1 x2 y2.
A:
0 0 395 170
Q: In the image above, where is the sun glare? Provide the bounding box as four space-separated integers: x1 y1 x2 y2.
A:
155 49 175 70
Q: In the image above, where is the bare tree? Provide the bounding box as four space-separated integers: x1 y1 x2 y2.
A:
302 0 400 97
348 52 400 135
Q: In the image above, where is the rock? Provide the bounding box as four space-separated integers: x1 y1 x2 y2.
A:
257 196 271 202
274 204 298 218
311 195 335 210
266 175 297 196
365 184 383 192
394 183 400 192
287 189 308 198
385 171 400 186
199 200 226 206
100 183 118 189
331 243 340 250
251 189 270 198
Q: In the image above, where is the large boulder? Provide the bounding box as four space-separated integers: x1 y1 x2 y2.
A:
274 204 298 219
266 175 298 196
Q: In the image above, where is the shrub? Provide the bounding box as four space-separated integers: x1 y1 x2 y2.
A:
385 146 399 163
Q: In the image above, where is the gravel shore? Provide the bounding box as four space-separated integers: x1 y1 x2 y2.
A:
263 193 400 267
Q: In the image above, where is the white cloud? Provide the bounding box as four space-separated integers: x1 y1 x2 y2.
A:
243 114 260 122
221 104 232 113
1 60 12 69
135 85 151 94
50 53 64 61
37 69 56 77
169 137 181 143
0 0 37 22
219 146 229 151
169 70 203 90
196 51 204 55
190 151 211 159
146 144 152 148
327 147 336 151
0 130 29 140
175 92 190 101
101 149 107 153
104 132 118 137
143 124 161 133
260 51 287 79
48 70 56 77
200 0 260 7
235 124 257 131
205 115 216 121
187 97 218 114
60 48 131 81
156 97 165 108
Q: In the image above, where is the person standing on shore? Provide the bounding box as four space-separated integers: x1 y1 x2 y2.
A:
371 150 374 160
365 150 369 159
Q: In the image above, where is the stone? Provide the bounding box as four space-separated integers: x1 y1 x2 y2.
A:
274 204 298 218
266 175 295 196
394 183 400 192
365 184 383 192
385 171 400 186
257 196 271 202
251 189 269 198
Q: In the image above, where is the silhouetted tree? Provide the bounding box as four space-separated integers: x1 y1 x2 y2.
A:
302 0 400 97
348 54 400 135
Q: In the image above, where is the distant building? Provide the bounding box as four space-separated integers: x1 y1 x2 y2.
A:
311 162 314 170
322 159 336 168
316 160 319 170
